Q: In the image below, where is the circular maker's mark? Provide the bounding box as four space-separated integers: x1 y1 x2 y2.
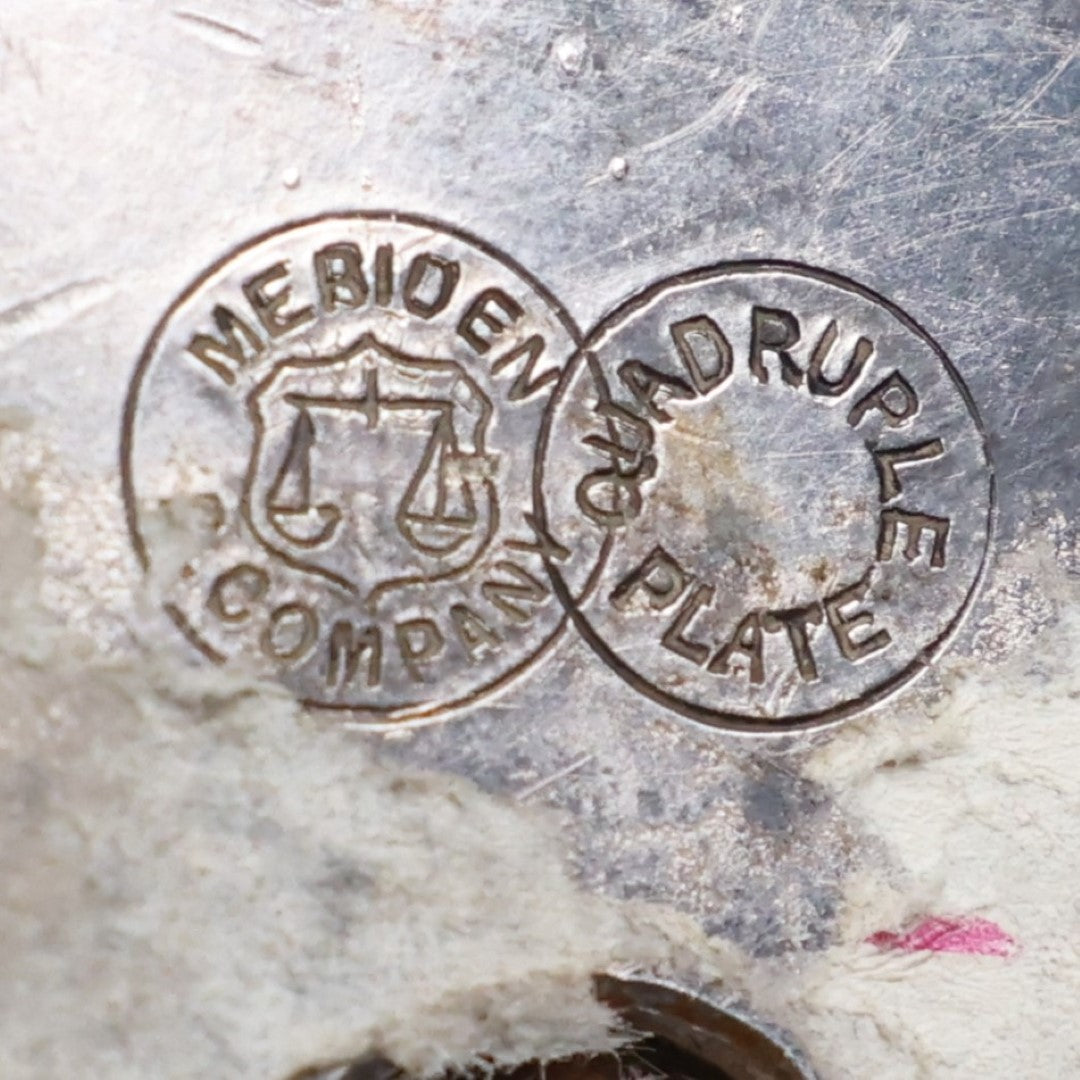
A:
123 213 580 723
537 262 994 731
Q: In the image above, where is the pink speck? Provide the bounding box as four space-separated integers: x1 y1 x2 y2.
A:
867 916 1018 957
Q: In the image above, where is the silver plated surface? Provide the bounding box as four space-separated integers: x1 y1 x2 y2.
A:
0 1 1076 1072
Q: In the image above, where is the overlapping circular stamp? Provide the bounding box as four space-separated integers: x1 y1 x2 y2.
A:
537 262 994 731
123 213 580 723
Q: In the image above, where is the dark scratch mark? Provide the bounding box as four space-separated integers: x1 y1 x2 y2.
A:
0 29 43 94
266 59 308 79
174 10 263 56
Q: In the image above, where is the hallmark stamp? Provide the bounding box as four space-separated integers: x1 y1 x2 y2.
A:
537 262 994 731
123 213 580 722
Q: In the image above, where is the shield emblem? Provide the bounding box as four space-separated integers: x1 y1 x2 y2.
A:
244 333 498 602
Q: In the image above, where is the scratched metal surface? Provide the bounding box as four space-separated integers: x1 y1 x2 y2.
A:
1 0 1077 979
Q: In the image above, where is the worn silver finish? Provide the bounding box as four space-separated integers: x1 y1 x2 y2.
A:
21 0 1075 958
538 263 993 730
1 0 1077 1074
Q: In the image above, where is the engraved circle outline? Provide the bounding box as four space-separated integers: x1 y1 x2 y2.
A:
121 210 583 725
535 259 997 734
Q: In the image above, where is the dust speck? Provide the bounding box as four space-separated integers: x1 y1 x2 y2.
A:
555 35 587 77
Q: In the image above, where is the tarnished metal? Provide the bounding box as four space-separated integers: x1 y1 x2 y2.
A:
1 0 1077 1076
